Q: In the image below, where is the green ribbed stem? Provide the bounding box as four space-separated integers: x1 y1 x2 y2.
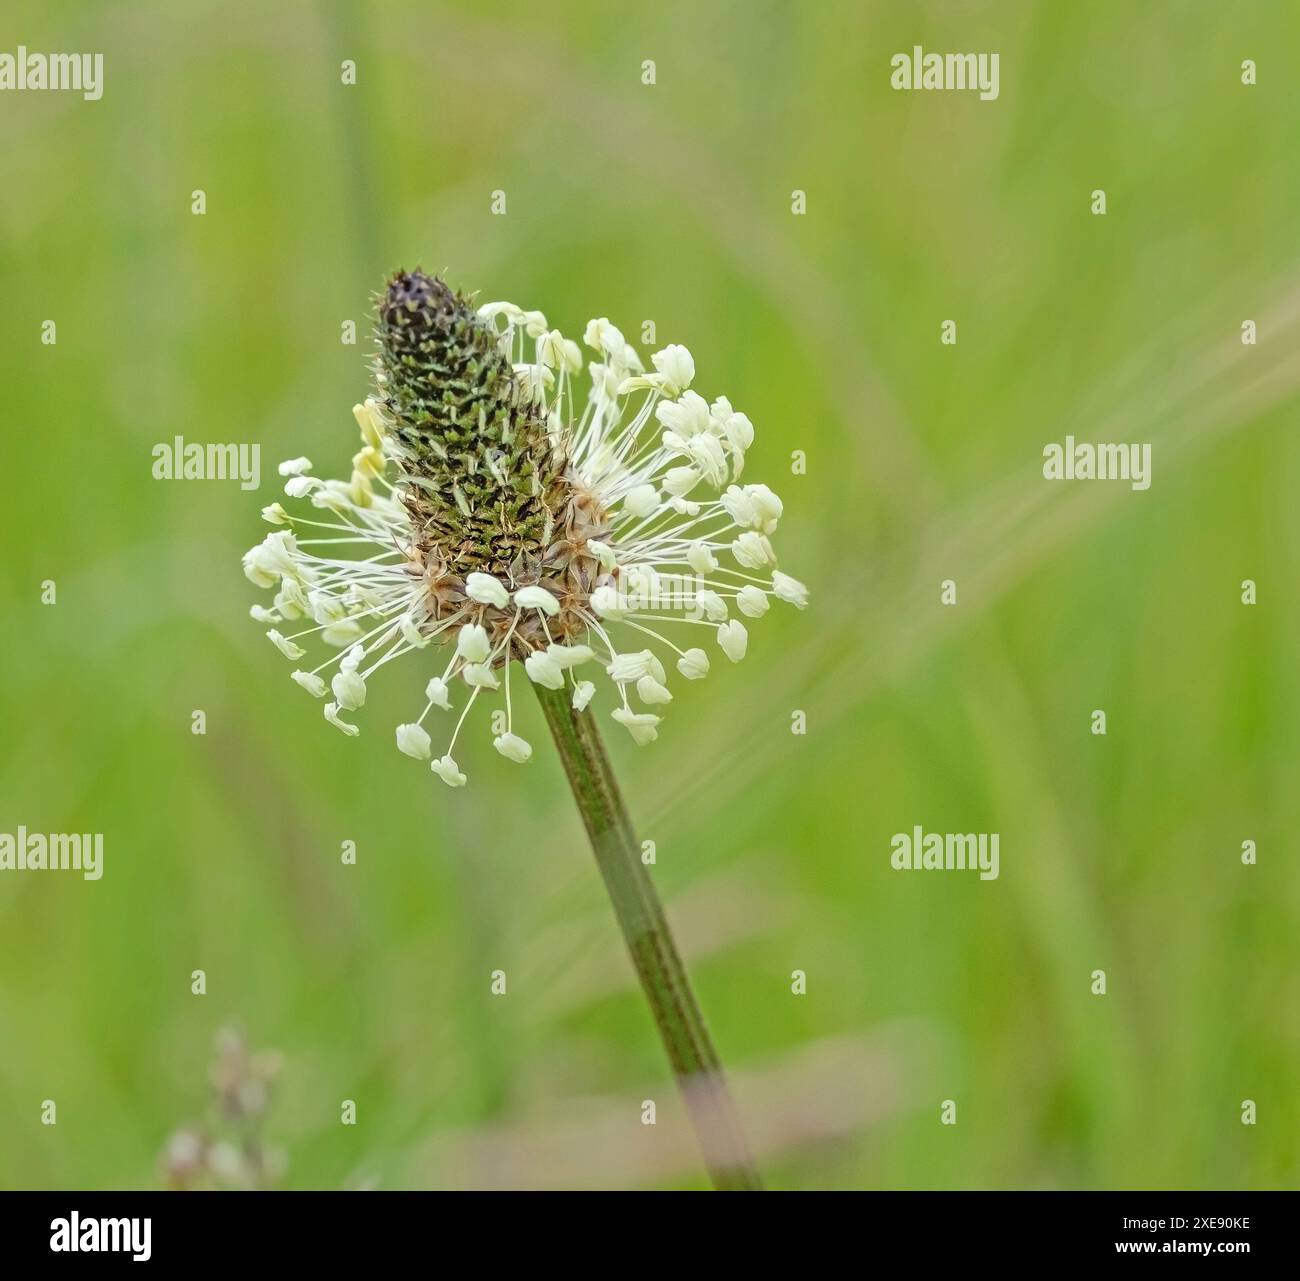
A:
534 682 762 1191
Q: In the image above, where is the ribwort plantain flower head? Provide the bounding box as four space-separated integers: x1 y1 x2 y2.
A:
243 270 807 785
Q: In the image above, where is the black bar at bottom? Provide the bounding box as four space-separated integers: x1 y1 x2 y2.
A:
0 1189 1287 1265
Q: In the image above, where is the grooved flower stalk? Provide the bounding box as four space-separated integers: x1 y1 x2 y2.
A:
534 682 762 1190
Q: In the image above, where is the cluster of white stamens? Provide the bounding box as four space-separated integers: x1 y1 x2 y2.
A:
244 303 807 786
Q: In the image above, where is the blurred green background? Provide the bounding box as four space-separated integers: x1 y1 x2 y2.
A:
1 0 1297 1190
